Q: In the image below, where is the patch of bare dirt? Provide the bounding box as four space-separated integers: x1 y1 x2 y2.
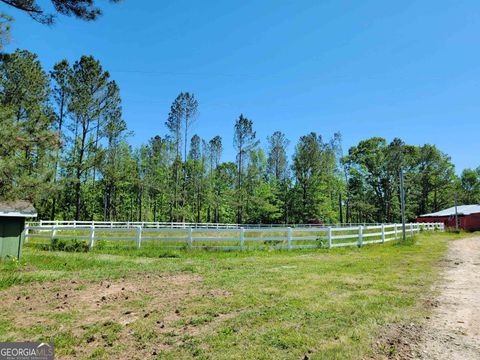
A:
207 288 232 298
371 322 425 359
0 271 236 359
374 236 480 360
2 272 202 328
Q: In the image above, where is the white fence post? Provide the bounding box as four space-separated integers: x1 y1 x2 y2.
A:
136 226 142 249
51 225 57 242
188 227 193 248
24 224 30 244
394 223 398 240
358 225 363 247
89 225 95 250
381 223 385 243
287 227 292 249
410 223 414 237
240 227 245 249
327 226 332 248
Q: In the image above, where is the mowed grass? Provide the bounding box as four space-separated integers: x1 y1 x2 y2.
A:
0 231 467 359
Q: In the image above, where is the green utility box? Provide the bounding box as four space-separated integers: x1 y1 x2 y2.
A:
0 201 37 260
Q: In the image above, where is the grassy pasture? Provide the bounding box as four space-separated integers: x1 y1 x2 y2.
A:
0 231 466 359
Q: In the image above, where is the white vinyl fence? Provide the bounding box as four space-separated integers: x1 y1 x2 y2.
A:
23 222 444 251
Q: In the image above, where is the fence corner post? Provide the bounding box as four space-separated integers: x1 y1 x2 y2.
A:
24 224 30 244
287 227 292 250
89 224 95 250
136 226 142 249
358 225 363 247
188 227 193 248
240 227 245 250
381 223 385 243
327 226 332 249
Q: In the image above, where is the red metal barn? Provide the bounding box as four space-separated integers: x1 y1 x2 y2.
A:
416 205 480 231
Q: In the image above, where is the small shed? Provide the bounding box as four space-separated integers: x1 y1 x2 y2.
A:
0 200 37 259
416 204 480 231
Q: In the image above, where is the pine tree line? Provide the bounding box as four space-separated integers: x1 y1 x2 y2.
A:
1 49 479 223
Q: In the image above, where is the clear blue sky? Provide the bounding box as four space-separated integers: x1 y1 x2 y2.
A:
3 0 480 172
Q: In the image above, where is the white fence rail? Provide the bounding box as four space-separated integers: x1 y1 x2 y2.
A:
31 220 393 229
23 222 444 251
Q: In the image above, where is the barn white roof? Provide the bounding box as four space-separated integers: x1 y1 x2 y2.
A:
419 204 480 217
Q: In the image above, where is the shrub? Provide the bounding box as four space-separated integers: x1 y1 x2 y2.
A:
50 238 89 252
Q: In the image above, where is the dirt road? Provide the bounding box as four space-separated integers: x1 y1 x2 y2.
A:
415 236 480 359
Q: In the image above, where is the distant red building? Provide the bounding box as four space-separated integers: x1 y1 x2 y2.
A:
416 205 480 231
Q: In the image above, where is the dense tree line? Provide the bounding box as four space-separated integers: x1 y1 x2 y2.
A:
1 49 479 223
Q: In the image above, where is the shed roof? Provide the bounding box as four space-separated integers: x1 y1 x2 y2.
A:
418 204 480 218
0 200 37 218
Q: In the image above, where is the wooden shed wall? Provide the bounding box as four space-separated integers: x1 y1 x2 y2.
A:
0 217 25 259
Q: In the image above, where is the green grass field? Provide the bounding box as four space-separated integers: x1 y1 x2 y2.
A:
0 231 468 359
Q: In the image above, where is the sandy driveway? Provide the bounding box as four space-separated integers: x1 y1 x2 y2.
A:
415 236 480 359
